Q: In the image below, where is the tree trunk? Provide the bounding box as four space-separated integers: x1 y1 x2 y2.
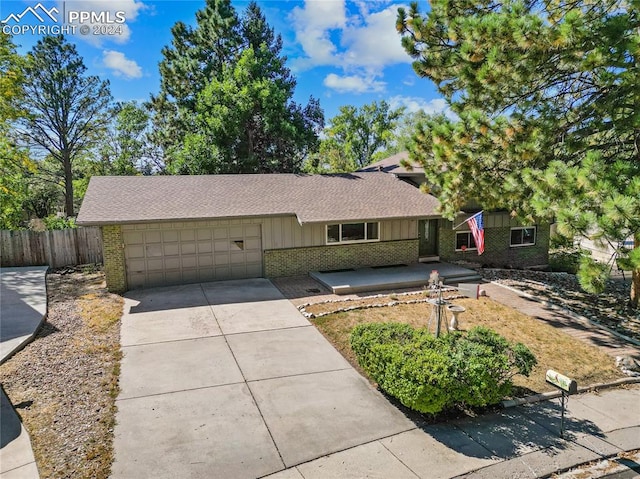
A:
63 153 74 217
631 233 640 309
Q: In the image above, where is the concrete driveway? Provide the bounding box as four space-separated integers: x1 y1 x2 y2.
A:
112 278 414 478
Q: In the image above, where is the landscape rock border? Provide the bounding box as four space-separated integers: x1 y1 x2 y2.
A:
297 287 463 318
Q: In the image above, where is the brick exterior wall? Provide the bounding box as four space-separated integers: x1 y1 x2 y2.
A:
438 221 550 268
102 225 127 293
264 239 419 277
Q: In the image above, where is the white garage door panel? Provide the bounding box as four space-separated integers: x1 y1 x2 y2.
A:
124 222 263 289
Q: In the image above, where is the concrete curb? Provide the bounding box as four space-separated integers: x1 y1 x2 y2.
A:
502 377 640 408
488 280 640 347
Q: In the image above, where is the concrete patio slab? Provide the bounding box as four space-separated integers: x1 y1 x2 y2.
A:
380 427 498 479
295 440 418 479
118 336 243 399
0 389 37 477
0 267 48 364
212 299 308 335
247 368 415 467
454 408 562 459
112 384 283 479
226 326 350 381
310 262 481 295
120 300 220 347
201 278 285 304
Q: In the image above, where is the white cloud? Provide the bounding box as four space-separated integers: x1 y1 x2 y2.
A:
290 0 347 70
341 5 411 70
323 73 385 94
291 1 410 94
102 50 142 79
58 0 146 46
389 96 457 119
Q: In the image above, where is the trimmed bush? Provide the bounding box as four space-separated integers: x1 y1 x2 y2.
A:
549 247 587 274
350 323 536 414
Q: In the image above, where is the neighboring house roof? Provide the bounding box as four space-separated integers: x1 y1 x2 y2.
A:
359 152 424 175
76 172 441 226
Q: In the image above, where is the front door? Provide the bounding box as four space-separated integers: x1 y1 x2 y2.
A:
418 219 439 257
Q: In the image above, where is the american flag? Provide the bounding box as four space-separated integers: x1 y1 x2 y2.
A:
466 212 485 255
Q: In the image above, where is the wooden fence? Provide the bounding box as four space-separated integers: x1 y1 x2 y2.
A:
0 227 103 268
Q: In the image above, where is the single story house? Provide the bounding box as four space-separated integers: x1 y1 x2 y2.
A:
361 152 550 270
76 172 442 292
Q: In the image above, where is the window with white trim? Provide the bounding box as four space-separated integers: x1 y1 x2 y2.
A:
455 231 477 251
510 226 536 247
326 222 379 244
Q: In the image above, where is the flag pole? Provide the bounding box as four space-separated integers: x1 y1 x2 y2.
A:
451 210 484 230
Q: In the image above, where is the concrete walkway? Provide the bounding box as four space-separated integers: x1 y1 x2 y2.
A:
113 278 640 479
0 267 48 364
0 266 46 479
267 385 640 478
482 282 640 361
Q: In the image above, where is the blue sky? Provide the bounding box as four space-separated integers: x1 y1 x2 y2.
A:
1 0 450 121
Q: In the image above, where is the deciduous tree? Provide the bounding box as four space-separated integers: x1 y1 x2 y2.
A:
309 101 404 172
98 101 153 175
0 32 33 228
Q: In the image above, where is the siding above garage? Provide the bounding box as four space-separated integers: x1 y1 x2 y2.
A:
260 216 418 249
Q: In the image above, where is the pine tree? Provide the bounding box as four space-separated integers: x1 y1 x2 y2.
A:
398 0 640 307
151 0 323 173
19 35 111 217
150 0 240 164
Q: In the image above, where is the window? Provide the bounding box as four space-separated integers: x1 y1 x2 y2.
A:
510 226 536 247
455 231 477 251
326 222 380 244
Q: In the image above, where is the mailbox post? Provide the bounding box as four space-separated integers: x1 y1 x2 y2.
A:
545 370 578 438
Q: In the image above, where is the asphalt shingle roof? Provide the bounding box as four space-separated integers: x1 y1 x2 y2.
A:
358 152 425 175
76 172 441 225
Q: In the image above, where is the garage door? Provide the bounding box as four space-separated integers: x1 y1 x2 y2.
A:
123 222 263 289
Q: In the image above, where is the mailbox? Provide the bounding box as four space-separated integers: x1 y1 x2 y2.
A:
546 370 578 394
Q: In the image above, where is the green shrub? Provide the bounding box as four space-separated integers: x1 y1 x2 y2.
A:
350 324 537 414
549 247 587 273
43 215 77 230
448 327 536 407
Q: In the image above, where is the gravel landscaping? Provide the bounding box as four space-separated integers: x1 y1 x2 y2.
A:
0 267 123 479
480 268 640 341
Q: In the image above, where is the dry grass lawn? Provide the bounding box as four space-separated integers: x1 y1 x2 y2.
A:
312 296 624 396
